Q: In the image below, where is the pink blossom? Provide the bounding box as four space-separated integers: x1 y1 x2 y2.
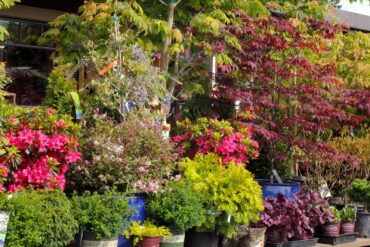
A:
46 108 55 115
65 150 82 163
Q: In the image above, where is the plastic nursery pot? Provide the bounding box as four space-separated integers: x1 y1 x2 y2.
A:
340 221 355 234
255 179 301 200
292 232 309 241
355 212 370 238
138 236 160 247
265 227 285 243
184 230 219 247
82 232 118 247
160 230 185 247
322 222 341 237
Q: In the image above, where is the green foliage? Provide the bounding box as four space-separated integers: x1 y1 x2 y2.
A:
123 221 171 246
347 179 370 211
0 0 20 42
147 178 207 232
70 189 132 240
329 32 370 89
323 126 370 195
327 206 341 223
340 206 356 222
1 189 78 247
43 64 77 115
179 153 263 237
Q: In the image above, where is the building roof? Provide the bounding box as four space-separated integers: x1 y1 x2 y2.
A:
329 9 370 32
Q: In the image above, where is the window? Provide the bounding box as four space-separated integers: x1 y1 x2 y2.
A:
0 17 54 105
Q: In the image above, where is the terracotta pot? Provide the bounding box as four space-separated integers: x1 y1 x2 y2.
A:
323 222 340 237
340 221 355 234
138 236 160 247
265 227 284 243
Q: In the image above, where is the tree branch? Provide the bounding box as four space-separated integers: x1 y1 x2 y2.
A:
159 0 168 6
174 0 182 7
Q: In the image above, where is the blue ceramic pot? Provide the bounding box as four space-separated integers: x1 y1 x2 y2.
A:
256 179 301 200
117 195 146 247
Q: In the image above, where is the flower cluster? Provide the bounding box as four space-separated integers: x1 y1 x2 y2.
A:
173 118 259 165
0 108 81 193
68 110 178 193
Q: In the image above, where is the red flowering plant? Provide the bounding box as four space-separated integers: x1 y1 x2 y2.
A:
174 117 259 165
0 107 81 193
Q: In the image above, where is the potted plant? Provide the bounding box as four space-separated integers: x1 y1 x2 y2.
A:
147 178 206 247
0 189 78 247
258 191 332 244
322 207 341 237
258 194 297 243
340 207 356 234
124 221 171 247
174 117 300 199
70 190 132 246
180 153 264 247
294 191 332 239
347 179 370 237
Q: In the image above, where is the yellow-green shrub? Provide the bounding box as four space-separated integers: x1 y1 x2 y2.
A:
180 153 263 237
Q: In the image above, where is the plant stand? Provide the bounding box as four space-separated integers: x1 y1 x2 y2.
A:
318 233 357 245
265 238 318 247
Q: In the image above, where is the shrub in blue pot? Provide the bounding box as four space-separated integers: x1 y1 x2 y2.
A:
118 195 147 247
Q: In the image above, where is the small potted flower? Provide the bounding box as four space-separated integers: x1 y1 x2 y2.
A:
124 221 171 247
340 207 356 234
323 207 341 237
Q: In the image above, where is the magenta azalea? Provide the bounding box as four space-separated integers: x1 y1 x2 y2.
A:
174 118 259 165
0 108 81 193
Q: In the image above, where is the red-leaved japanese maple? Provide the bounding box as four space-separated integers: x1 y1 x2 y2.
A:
194 13 370 176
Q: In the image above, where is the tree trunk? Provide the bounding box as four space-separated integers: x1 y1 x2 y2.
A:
160 2 175 72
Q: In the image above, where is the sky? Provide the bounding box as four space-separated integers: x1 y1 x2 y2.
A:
340 0 370 16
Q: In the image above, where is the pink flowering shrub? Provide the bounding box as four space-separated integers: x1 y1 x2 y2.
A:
67 110 178 193
0 108 81 193
174 118 259 165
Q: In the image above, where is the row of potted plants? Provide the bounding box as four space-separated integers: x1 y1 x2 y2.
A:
257 191 360 245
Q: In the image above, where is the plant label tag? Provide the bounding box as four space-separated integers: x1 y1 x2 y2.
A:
227 215 231 223
0 212 9 247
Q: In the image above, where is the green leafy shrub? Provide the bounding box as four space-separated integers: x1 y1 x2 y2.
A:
347 179 370 211
70 190 132 240
328 206 342 223
180 153 263 237
1 189 78 247
341 206 356 222
43 65 77 115
124 221 171 246
147 178 206 232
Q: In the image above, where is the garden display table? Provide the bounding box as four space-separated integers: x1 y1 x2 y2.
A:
316 238 370 247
